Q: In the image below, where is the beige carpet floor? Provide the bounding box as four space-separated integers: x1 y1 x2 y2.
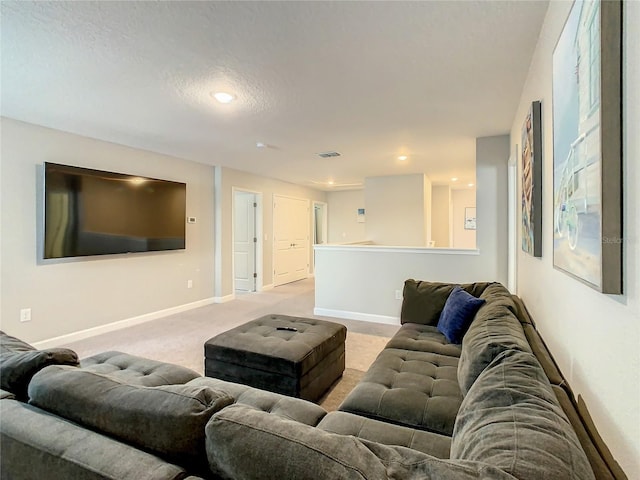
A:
62 278 397 411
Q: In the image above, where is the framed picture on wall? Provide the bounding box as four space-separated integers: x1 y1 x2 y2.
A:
552 0 622 293
521 101 542 257
464 207 476 230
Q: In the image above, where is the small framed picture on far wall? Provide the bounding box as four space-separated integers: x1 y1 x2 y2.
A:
464 207 476 230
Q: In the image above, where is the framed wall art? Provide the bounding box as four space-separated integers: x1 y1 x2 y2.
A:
464 207 476 230
552 0 622 293
521 100 542 257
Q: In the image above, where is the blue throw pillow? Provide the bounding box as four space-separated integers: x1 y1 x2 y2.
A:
437 286 485 344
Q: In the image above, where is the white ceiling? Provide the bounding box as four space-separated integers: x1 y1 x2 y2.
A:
1 1 548 191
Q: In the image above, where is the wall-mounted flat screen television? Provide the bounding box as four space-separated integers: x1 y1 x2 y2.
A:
43 163 186 259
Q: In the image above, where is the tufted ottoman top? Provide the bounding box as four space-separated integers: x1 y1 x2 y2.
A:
80 351 200 386
205 314 346 378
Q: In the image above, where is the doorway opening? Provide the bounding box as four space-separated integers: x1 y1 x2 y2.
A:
313 202 328 246
233 189 262 293
312 202 328 272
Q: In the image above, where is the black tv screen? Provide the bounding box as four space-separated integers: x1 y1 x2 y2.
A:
43 163 186 259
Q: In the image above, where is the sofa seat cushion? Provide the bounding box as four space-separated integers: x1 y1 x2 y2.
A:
338 348 461 436
317 411 451 459
0 400 189 480
186 376 327 426
206 403 518 480
28 365 233 470
0 331 79 400
401 280 492 325
80 351 200 386
451 349 595 480
457 283 532 395
384 323 462 357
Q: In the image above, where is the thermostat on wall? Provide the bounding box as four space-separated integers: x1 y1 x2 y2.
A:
187 217 197 224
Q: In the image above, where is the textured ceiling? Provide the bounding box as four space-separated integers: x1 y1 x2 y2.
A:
1 1 548 190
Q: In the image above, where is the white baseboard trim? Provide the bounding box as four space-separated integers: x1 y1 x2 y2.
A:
33 297 217 349
260 283 274 292
213 294 236 303
313 308 399 325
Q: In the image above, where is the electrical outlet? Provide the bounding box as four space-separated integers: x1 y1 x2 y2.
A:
187 280 193 289
20 308 31 322
395 290 402 300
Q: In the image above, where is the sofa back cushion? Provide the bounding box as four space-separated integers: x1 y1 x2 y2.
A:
317 411 452 459
457 283 531 395
0 331 79 400
1 400 189 480
80 350 200 386
186 376 327 426
28 365 233 469
552 386 617 480
522 323 565 386
451 349 595 480
400 280 491 325
206 403 518 480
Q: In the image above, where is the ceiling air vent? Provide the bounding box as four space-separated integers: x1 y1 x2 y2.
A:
317 151 341 158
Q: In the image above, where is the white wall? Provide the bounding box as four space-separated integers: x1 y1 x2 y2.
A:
423 177 432 246
215 166 326 297
451 188 476 248
326 189 367 244
477 135 510 281
0 119 216 343
511 2 639 476
364 174 432 246
431 185 451 247
315 135 509 320
315 245 481 321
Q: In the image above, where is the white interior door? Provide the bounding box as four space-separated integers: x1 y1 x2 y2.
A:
273 195 309 286
234 191 257 292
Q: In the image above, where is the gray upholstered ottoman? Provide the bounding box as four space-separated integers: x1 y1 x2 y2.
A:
204 314 347 401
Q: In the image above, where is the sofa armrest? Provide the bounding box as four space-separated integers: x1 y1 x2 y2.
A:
0 331 79 400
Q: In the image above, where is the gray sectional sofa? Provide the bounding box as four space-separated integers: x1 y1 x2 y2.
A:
0 281 624 480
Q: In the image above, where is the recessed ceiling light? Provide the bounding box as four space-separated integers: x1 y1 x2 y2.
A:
256 142 266 148
451 177 458 182
212 92 235 104
468 183 474 187
327 180 335 185
129 177 147 186
397 155 408 161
